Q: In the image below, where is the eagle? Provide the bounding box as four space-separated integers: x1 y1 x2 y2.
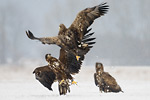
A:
33 65 71 95
32 20 96 95
26 2 109 58
30 2 109 95
94 62 123 93
33 47 89 95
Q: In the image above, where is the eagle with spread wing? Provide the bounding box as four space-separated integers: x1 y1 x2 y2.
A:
26 2 109 58
31 2 109 95
33 65 71 95
33 47 88 95
94 62 123 93
33 65 56 91
32 22 96 95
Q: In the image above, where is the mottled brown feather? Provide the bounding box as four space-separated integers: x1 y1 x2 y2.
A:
69 2 109 40
26 2 108 56
33 65 56 91
94 62 123 93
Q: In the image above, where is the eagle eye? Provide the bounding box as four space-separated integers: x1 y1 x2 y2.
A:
36 71 41 76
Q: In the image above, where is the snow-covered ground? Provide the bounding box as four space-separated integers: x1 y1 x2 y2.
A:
0 66 150 100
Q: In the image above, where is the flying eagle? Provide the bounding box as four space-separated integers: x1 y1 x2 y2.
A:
32 21 96 95
94 62 123 93
26 2 109 57
33 47 89 95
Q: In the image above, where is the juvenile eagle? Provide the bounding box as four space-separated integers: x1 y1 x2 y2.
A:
26 2 109 56
33 47 89 95
33 65 71 95
44 53 75 83
94 62 123 93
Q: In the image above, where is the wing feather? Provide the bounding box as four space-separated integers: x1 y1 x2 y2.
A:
33 66 56 91
59 48 81 74
26 30 60 45
94 73 99 86
102 72 118 86
69 2 109 40
83 32 94 39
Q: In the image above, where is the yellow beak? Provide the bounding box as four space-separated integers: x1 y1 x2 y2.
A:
76 56 80 61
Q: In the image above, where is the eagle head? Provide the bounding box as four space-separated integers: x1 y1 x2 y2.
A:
95 62 104 75
59 24 67 33
45 54 52 61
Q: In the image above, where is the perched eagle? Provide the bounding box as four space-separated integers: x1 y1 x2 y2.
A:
26 2 109 57
94 62 123 93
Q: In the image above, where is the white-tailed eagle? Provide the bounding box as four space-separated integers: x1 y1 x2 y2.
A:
26 2 109 57
94 62 123 93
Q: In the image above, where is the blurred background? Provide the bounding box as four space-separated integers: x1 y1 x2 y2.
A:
0 0 150 67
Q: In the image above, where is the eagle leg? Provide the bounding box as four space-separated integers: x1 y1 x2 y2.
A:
58 79 70 95
59 79 65 85
71 80 77 85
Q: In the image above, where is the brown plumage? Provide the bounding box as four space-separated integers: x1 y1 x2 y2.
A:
33 65 71 95
33 48 82 95
94 62 123 93
33 45 90 95
26 2 109 56
31 2 109 95
45 47 87 81
33 65 56 91
59 48 82 74
45 53 73 81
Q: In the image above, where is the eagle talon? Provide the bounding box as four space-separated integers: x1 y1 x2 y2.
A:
71 80 77 85
59 79 65 85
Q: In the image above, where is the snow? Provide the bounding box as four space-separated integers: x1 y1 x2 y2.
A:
0 66 150 100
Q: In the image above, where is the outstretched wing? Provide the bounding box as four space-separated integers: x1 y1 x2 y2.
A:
77 29 96 56
33 66 56 91
26 30 60 45
58 29 96 74
69 2 109 40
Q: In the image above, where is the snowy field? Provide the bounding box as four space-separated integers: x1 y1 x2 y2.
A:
0 66 150 100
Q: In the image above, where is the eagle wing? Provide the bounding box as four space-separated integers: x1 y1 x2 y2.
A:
59 48 81 74
26 30 60 46
59 29 96 74
77 30 96 56
69 2 109 41
33 65 56 91
94 73 99 86
102 72 118 86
